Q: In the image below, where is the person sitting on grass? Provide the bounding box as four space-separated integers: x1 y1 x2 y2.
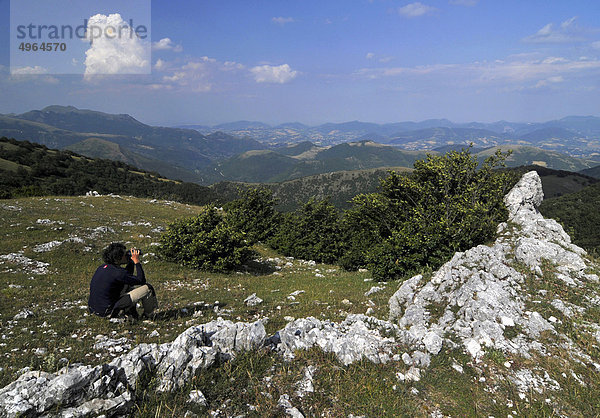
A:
88 242 158 319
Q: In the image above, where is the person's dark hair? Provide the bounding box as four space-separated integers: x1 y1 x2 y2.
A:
102 242 126 265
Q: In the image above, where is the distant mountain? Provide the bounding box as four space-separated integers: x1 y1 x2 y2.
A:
204 150 298 183
275 122 309 130
518 127 580 143
16 105 149 137
199 141 428 183
276 141 322 157
191 115 600 159
387 127 505 148
476 145 597 172
214 121 271 130
432 144 492 154
66 138 202 183
580 164 600 179
0 106 266 182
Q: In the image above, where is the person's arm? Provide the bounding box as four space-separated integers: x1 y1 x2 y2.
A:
118 249 146 285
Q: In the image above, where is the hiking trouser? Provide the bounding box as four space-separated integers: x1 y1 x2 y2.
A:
110 284 158 317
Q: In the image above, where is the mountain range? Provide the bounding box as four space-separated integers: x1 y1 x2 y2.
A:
0 105 599 185
180 116 600 161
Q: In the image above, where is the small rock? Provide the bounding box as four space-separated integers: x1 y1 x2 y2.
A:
244 293 263 307
188 389 207 407
13 309 34 320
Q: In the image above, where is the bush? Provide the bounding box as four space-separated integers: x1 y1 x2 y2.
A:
343 148 513 281
225 187 281 244
159 207 254 272
268 198 343 264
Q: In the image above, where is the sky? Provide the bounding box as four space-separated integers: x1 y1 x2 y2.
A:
0 0 599 126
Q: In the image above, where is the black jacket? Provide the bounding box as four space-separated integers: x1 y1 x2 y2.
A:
88 261 146 316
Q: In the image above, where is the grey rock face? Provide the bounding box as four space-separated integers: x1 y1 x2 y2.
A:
0 318 266 418
389 171 597 362
274 314 408 366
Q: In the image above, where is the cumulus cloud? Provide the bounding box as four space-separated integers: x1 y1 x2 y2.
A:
523 17 587 43
272 17 295 25
152 38 183 52
398 2 438 18
250 64 298 84
366 52 375 59
84 13 150 77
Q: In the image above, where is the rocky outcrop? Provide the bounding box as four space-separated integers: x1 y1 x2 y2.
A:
389 171 598 362
0 314 405 417
0 318 267 417
272 314 412 365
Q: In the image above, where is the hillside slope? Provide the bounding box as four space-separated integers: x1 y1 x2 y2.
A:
0 137 218 204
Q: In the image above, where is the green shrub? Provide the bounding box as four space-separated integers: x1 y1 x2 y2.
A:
268 198 343 263
343 148 513 281
225 187 281 244
159 207 254 272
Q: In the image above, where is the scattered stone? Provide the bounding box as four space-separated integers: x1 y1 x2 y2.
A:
148 330 160 338
244 293 263 307
364 286 384 297
278 394 304 418
295 366 316 397
13 309 34 320
188 390 207 407
0 253 50 275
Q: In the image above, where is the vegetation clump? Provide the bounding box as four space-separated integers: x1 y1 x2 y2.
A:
268 198 343 264
342 148 516 280
159 206 254 272
224 187 281 244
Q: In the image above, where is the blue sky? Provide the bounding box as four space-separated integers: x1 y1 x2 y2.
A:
1 0 599 126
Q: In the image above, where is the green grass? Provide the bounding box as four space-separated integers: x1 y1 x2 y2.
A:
1 195 599 416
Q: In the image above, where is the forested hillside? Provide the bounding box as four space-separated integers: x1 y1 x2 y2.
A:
0 137 218 204
540 181 600 254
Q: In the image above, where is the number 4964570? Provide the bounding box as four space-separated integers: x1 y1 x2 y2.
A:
18 42 66 52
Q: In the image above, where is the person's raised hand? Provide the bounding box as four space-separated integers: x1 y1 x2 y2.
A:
130 248 141 264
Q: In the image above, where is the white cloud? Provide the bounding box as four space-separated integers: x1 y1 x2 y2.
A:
250 64 298 84
523 17 587 43
366 52 375 59
11 65 48 75
84 13 151 77
157 56 245 92
152 38 183 52
449 0 478 6
534 76 564 89
8 66 59 84
355 56 600 89
272 17 295 25
398 2 438 18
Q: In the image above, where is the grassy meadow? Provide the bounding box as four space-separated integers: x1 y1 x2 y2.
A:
0 195 598 417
